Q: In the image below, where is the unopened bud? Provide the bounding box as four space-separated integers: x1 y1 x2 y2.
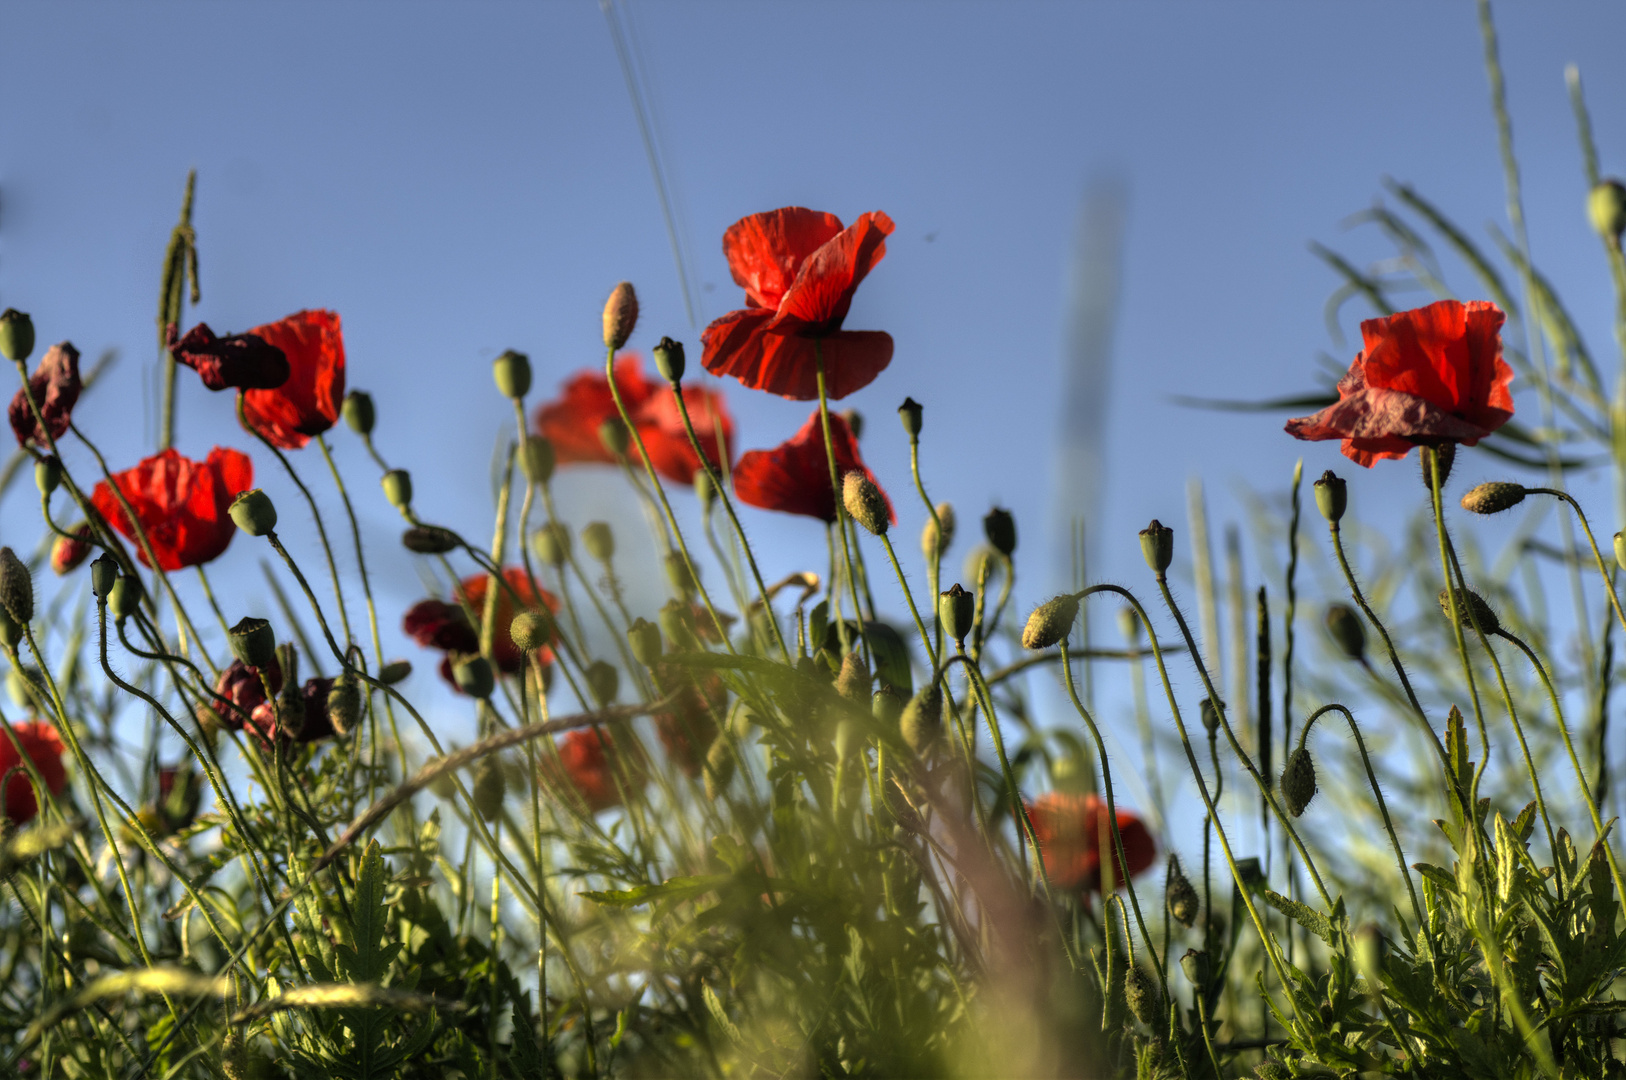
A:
898 396 923 439
90 554 118 600
627 617 663 665
1022 594 1079 650
921 503 955 559
872 686 903 725
1166 856 1199 927
582 521 615 562
1124 965 1162 1029
532 522 571 568
834 651 870 702
402 525 459 554
327 673 361 736
0 547 32 625
653 336 685 382
1117 606 1141 643
1324 603 1366 662
492 349 532 399
585 660 619 707
472 757 506 822
664 551 697 596
34 456 61 497
381 469 412 510
0 607 18 650
603 281 639 350
109 574 143 621
843 471 889 536
1313 470 1346 524
521 436 556 484
1180 949 1210 990
51 524 92 575
1139 519 1174 574
1438 586 1500 635
1199 697 1221 737
598 417 629 458
900 685 943 755
983 507 1016 557
228 617 277 670
452 654 495 699
694 469 717 513
1461 481 1526 515
939 584 975 648
0 309 35 362
658 598 697 650
1590 179 1626 245
703 737 735 800
511 608 553 653
342 390 375 435
229 490 277 537
1280 745 1317 817
379 660 412 685
1422 443 1455 491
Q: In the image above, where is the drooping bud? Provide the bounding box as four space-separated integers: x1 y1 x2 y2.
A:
834 651 870 702
1461 482 1526 515
1022 594 1079 650
1139 519 1174 574
658 598 697 650
326 672 361 736
34 455 61 497
843 471 889 536
1166 856 1199 927
653 336 685 382
108 574 143 621
1199 697 1221 738
938 584 975 648
898 396 923 439
381 469 413 510
1421 443 1455 491
664 551 696 596
627 617 663 665
582 521 615 562
229 490 278 537
1313 470 1346 524
472 757 506 822
379 660 412 685
1438 587 1500 635
900 685 943 755
1324 603 1366 662
492 349 532 400
533 522 571 568
228 617 277 670
921 503 955 560
342 390 375 435
51 524 92 575
598 417 630 458
521 436 556 485
1590 179 1626 245
1280 745 1317 817
0 547 33 626
840 408 864 441
0 309 36 362
585 660 620 707
1124 965 1163 1029
1179 948 1210 990
452 654 495 699
872 686 903 725
602 281 639 350
90 554 118 600
511 608 553 653
703 737 735 800
983 507 1016 557
402 525 460 554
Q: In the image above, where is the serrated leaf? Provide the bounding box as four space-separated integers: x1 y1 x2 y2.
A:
1413 862 1458 895
581 874 729 908
510 1003 546 1080
703 983 742 1046
1262 889 1336 947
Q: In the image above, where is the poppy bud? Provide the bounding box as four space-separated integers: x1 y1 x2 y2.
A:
402 525 459 554
627 617 663 665
1199 697 1221 737
109 574 143 621
1422 443 1455 491
1021 594 1079 650
1313 470 1346 524
703 737 735 800
472 757 506 822
658 598 697 650
598 417 629 458
1179 948 1210 990
452 653 495 699
532 522 571 568
585 660 619 707
603 281 639 350
1255 1062 1291 1080
1139 519 1174 575
492 349 532 400
834 717 860 760
664 551 697 596
834 650 870 702
35 455 61 497
900 685 943 755
983 507 1016 557
694 469 716 512
1324 603 1366 662
939 584 975 648
921 503 955 560
1461 481 1526 515
511 608 553 653
582 521 615 562
872 686 903 725
653 336 685 383
327 672 361 736
898 396 923 440
1166 856 1199 927
1438 586 1500 635
1124 965 1162 1029
1117 605 1141 643
342 390 375 435
0 547 32 625
382 469 412 510
379 660 412 685
843 471 889 536
521 436 556 485
0 607 17 651
229 489 277 537
51 524 92 575
229 616 277 670
1280 745 1317 816
1590 179 1626 245
90 554 118 601
0 309 35 362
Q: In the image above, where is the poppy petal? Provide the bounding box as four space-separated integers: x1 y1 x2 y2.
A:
723 208 845 310
241 310 346 450
769 211 895 335
733 410 891 523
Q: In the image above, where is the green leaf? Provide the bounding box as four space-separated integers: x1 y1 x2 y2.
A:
510 1003 547 1080
1412 862 1459 896
703 983 742 1046
1262 889 1336 947
581 874 729 908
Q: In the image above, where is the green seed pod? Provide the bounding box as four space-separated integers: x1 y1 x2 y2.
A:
1139 519 1174 574
1590 179 1626 244
834 650 870 702
585 660 619 707
603 281 639 350
510 608 554 653
34 455 61 497
1166 856 1199 928
1438 586 1500 635
1461 481 1526 515
703 737 735 800
1124 965 1163 1029
1280 745 1317 817
108 574 143 621
842 471 889 536
326 672 361 736
1199 697 1221 737
653 336 685 382
658 599 697 651
983 507 1016 557
532 522 571 568
379 660 412 685
521 435 556 485
0 309 35 362
871 686 903 726
229 490 278 537
840 408 864 440
900 685 943 755
472 757 506 822
402 525 460 554
382 469 413 510
1179 948 1210 990
864 620 912 695
228 617 277 670
452 654 495 699
342 390 375 435
921 503 955 560
938 584 975 648
897 396 923 439
627 617 663 665
1021 594 1079 650
664 551 697 596
492 349 532 399
1421 443 1455 491
582 521 615 562
598 417 630 458
90 554 118 601
1313 469 1346 524
1324 603 1366 662
0 547 33 625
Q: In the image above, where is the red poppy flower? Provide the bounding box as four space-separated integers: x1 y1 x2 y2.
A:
0 721 68 824
50 524 93 575
169 322 291 391
1026 792 1156 894
9 342 81 448
247 677 337 750
90 447 253 570
199 656 283 733
1285 300 1514 467
240 310 345 450
404 568 560 692
701 207 894 401
546 728 645 812
733 410 893 524
532 354 733 486
651 665 727 777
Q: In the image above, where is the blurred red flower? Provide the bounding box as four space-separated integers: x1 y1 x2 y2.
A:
1285 300 1513 467
169 322 291 391
50 524 93 576
204 657 284 732
651 665 727 777
240 310 345 450
91 447 253 570
8 342 81 448
403 568 559 692
1026 792 1156 894
701 207 894 401
733 410 893 524
547 728 644 812
533 354 733 485
0 721 68 824
247 677 337 750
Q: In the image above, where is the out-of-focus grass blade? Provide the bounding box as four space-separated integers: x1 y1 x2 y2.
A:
1170 392 1337 413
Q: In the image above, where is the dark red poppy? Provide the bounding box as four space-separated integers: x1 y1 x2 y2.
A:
0 721 68 824
532 354 734 486
240 310 345 450
169 322 291 391
701 208 894 400
733 410 893 524
8 342 81 448
152 763 202 835
1025 792 1156 894
651 665 727 777
1285 300 1514 467
90 447 253 570
50 524 93 575
247 677 337 750
404 568 560 692
201 657 284 732
546 728 645 812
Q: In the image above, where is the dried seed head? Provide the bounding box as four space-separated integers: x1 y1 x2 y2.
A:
228 617 277 670
0 547 32 626
1022 594 1079 650
1324 603 1366 662
897 396 923 439
521 435 556 484
602 281 639 350
402 525 460 554
1124 965 1163 1029
472 757 506 822
342 389 375 435
381 469 413 510
1139 519 1174 574
598 417 630 457
652 336 685 383
452 654 495 700
229 489 278 537
1438 586 1500 635
627 617 663 666
582 521 615 562
938 584 975 648
1313 469 1347 524
492 349 532 400
843 471 890 536
1166 856 1199 927
326 673 361 736
921 503 955 559
532 522 571 568
900 685 943 755
0 309 36 362
1590 179 1626 244
1280 746 1317 817
834 650 871 702
510 608 554 653
1421 443 1455 491
983 507 1016 557
1460 481 1526 515
585 660 620 707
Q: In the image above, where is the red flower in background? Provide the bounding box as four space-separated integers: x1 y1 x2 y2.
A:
169 322 291 391
701 207 894 401
9 342 81 448
651 665 728 777
0 721 68 824
1285 300 1513 467
403 568 559 692
547 728 645 812
91 447 253 570
240 310 345 450
532 354 733 485
733 410 892 524
1026 792 1156 894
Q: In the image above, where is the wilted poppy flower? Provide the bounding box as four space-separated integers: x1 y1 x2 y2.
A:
545 728 645 812
169 322 291 391
651 665 727 776
1285 300 1513 467
0 720 68 824
50 524 93 575
533 354 733 485
240 310 345 450
8 342 81 448
733 410 893 524
90 447 253 570
701 207 894 400
404 568 559 692
200 656 284 733
247 677 337 750
1026 792 1156 894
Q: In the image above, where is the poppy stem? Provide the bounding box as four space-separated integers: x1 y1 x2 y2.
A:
813 345 870 669
1426 448 1492 808
1526 487 1626 635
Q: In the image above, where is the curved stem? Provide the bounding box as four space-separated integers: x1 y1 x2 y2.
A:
1428 447 1492 808
1528 487 1626 635
813 344 869 666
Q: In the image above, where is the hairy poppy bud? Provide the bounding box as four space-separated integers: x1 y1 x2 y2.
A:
342 390 375 435
0 547 32 626
939 584 975 648
229 617 277 670
1461 481 1526 515
1313 470 1346 524
109 574 143 621
1139 519 1174 574
603 281 639 350
1438 587 1500 635
90 554 118 600
402 525 459 554
628 617 663 665
511 608 553 653
1180 948 1210 990
704 737 735 800
1167 856 1199 927
1280 745 1316 816
835 650 870 702
1255 1061 1292 1080
872 686 903 725
1022 594 1079 650
35 455 61 497
1590 179 1626 244
840 408 864 441
229 490 277 537
521 436 556 485
1124 965 1162 1029
379 660 412 685
1324 603 1366 662
983 507 1016 557
598 417 629 458
898 396 923 439
533 522 571 568
653 336 685 383
51 524 92 575
585 660 619 707
0 309 35 362
1199 697 1221 737
1422 443 1455 491
664 551 697 596
922 503 955 560
472 757 506 822
843 471 889 536
492 349 532 400
658 598 697 650
326 673 361 736
452 654 495 699
381 469 412 510
582 521 615 562
900 685 943 755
